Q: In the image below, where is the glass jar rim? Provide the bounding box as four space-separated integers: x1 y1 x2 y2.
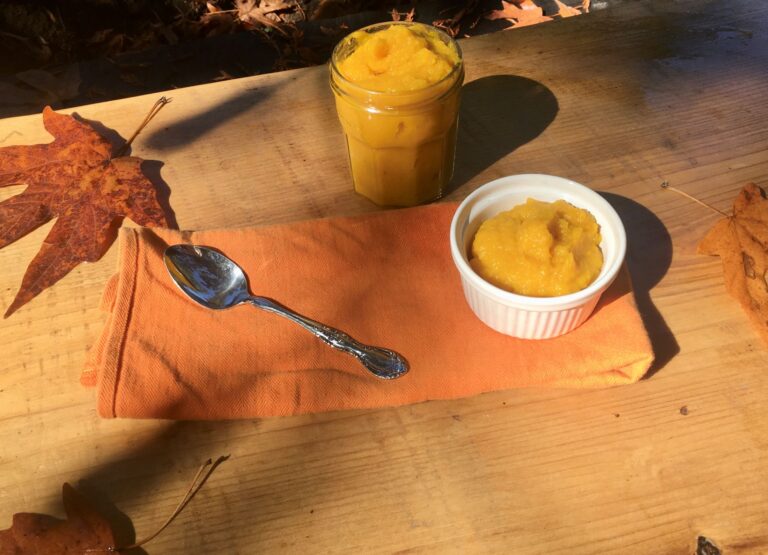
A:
329 21 464 101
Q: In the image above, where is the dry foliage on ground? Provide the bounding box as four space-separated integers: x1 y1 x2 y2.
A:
0 0 588 73
0 1 587 115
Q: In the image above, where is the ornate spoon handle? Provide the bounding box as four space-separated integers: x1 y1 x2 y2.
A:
247 297 409 380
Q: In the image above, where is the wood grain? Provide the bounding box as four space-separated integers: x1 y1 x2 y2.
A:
1 0 768 553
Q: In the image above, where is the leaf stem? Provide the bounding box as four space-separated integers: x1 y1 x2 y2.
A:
660 181 730 217
113 96 172 159
112 455 229 552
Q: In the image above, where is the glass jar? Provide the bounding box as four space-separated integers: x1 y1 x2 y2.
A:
330 22 464 207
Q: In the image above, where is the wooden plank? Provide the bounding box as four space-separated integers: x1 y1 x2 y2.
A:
1 0 767 552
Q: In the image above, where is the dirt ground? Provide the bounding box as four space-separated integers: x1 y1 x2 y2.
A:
0 0 586 118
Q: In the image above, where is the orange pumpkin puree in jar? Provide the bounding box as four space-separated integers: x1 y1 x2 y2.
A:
330 22 463 207
470 199 604 297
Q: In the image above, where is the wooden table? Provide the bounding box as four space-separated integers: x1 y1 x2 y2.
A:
2 0 767 552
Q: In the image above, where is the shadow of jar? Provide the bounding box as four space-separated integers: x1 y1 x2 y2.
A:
448 74 559 194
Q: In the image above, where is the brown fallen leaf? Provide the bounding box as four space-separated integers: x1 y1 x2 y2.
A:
0 101 172 317
698 183 768 344
486 0 553 28
0 483 116 554
0 457 228 554
391 7 415 22
200 10 240 37
236 0 294 32
554 0 582 17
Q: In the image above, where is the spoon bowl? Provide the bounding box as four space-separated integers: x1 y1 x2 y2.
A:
163 244 409 380
164 245 250 309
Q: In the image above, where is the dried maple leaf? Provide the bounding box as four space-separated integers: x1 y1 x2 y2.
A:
554 0 582 17
486 0 553 28
236 0 294 31
698 183 768 344
391 8 415 22
0 105 171 317
0 483 116 554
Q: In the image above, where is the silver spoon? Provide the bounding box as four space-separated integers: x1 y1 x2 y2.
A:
163 244 409 380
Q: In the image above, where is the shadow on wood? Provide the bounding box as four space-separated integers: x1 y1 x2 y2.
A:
601 192 678 378
70 420 247 554
143 86 273 151
450 75 558 192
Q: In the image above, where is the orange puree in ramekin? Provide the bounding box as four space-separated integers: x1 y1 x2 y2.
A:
330 22 463 207
470 199 604 297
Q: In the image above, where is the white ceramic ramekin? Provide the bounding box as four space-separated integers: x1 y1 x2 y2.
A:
450 174 627 340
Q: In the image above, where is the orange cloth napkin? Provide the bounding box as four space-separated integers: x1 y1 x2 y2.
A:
83 203 654 419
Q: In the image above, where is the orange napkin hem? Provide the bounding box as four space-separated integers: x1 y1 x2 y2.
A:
82 230 139 416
